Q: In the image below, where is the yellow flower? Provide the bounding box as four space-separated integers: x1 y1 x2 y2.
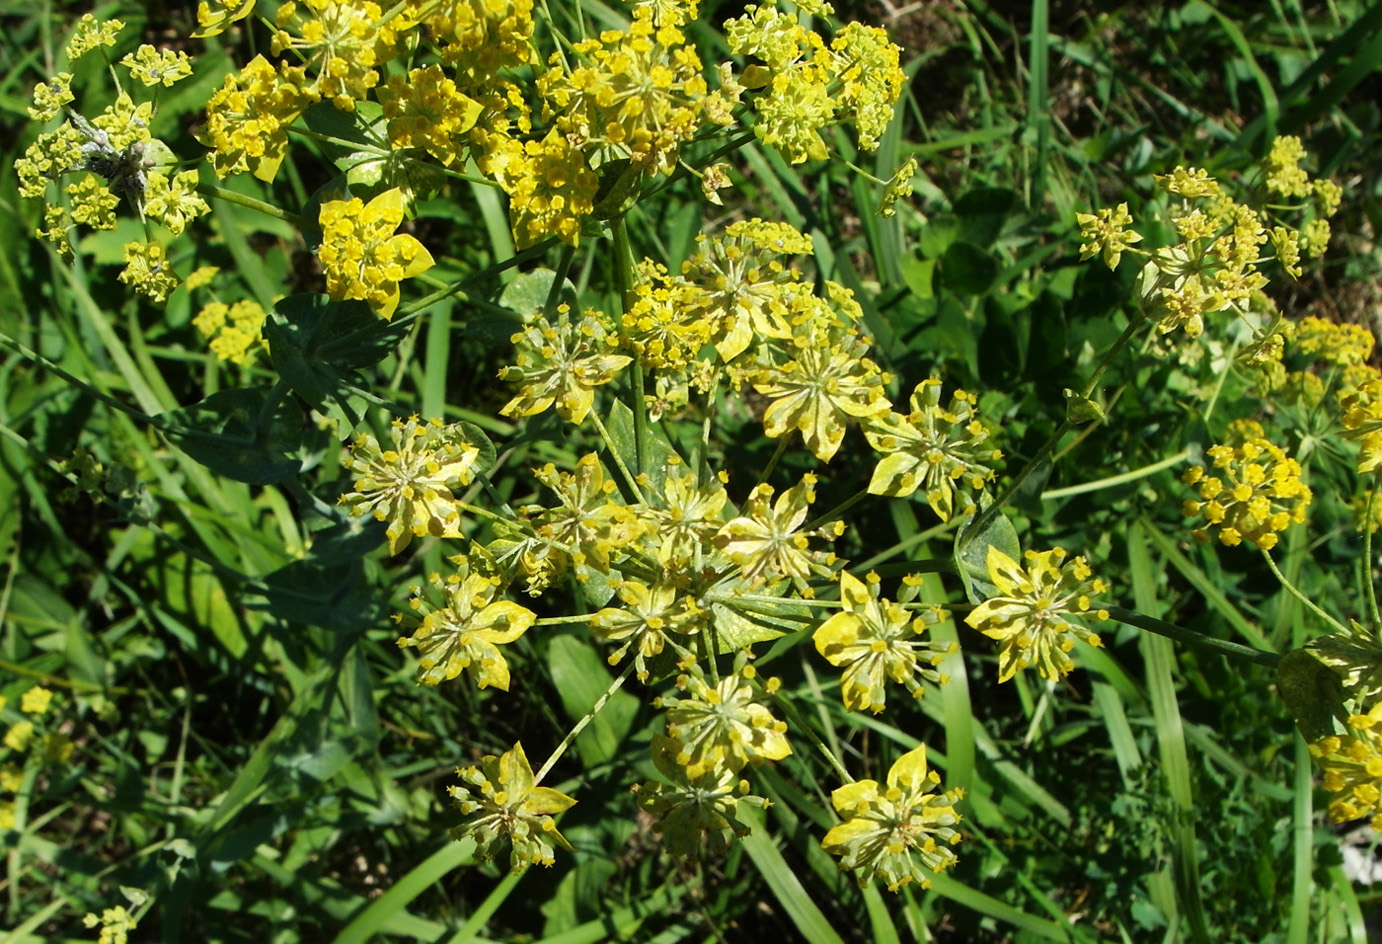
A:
20 687 53 715
120 46 194 87
202 55 317 182
338 416 483 555
318 188 434 319
118 242 179 303
1154 165 1220 198
715 474 836 593
448 742 577 870
1181 437 1311 548
634 733 767 857
751 295 892 461
500 307 632 425
814 572 949 713
66 13 124 60
379 65 483 166
1075 202 1142 270
662 657 792 778
863 379 1000 521
964 546 1109 682
530 454 641 574
195 0 257 37
590 580 700 681
28 73 73 123
83 905 139 944
271 0 397 110
4 721 35 752
480 130 599 248
396 557 535 689
821 744 963 891
1265 135 1312 199
1310 701 1382 831
194 299 267 365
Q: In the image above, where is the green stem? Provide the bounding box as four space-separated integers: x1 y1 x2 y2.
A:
970 313 1146 539
804 487 868 533
1107 605 1280 668
196 183 308 228
588 409 647 504
0 333 166 430
545 244 576 320
764 679 852 783
534 662 636 784
1366 474 1381 634
1260 549 1349 636
1041 449 1192 500
609 216 647 477
757 436 791 487
534 613 599 625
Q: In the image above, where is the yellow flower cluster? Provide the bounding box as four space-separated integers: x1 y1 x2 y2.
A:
396 556 536 689
480 131 601 248
723 4 905 164
379 65 483 167
1310 701 1382 831
864 379 1001 521
448 742 576 869
1293 315 1374 368
821 744 963 891
964 546 1110 682
1181 437 1312 550
500 306 632 424
814 572 951 713
193 299 268 365
338 416 484 554
318 188 435 319
0 687 74 832
202 56 318 182
118 242 180 302
1077 140 1340 343
271 0 398 111
538 8 734 177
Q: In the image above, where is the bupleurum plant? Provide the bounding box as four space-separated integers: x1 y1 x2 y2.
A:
8 0 1379 937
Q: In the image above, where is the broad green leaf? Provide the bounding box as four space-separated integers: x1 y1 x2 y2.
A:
165 386 305 485
954 509 1022 603
546 633 639 768
937 240 999 295
1276 647 1345 742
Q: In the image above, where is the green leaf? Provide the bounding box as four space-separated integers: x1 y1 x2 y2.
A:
937 240 999 296
604 397 682 496
260 558 387 631
591 158 642 220
952 186 1019 248
546 633 639 768
1276 647 1345 742
165 386 305 485
954 509 1022 603
464 269 574 344
301 100 386 168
